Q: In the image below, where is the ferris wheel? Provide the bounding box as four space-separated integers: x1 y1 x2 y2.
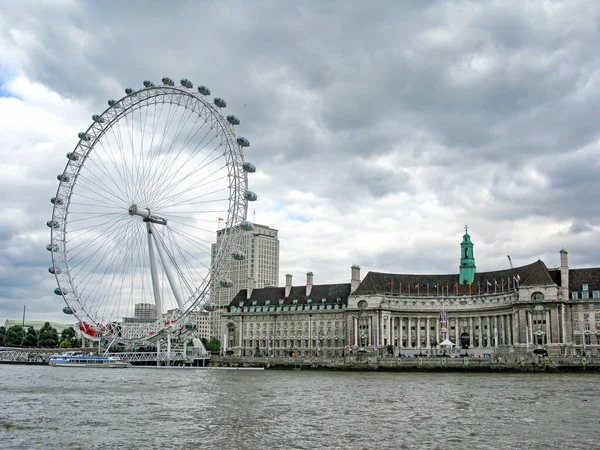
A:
47 77 257 344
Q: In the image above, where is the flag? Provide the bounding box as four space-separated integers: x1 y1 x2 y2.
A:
414 284 419 290
486 280 492 286
494 279 498 286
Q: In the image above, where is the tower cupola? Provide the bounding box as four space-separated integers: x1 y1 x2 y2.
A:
459 225 476 285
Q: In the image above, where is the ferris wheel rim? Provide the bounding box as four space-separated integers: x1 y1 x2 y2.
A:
49 81 253 342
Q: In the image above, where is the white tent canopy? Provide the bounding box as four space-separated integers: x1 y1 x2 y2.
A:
439 339 456 347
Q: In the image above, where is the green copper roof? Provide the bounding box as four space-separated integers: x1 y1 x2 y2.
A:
459 225 476 285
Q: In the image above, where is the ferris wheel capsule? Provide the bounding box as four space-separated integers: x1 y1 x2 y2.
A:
240 221 253 231
237 137 250 147
242 162 256 173
244 190 257 201
227 115 240 125
49 77 253 345
231 250 246 261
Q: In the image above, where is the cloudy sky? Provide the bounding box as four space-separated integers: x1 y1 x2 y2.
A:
1 0 600 323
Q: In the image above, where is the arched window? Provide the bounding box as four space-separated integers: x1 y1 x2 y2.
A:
531 292 544 301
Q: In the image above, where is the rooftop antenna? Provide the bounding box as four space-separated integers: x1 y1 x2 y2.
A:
507 255 513 269
253 208 256 223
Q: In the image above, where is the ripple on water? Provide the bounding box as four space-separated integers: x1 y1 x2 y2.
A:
1 368 600 449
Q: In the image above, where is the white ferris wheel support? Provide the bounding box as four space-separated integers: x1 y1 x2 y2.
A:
47 77 258 344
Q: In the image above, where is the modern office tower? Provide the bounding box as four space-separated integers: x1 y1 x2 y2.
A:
204 223 279 338
134 303 157 320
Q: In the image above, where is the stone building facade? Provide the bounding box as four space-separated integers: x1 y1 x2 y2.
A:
222 230 600 357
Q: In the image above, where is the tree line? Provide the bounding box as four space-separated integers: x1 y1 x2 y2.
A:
0 323 81 348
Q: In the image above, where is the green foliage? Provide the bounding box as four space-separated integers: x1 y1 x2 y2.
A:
37 322 59 348
22 328 38 347
61 327 76 341
0 326 6 346
5 326 25 346
201 337 221 352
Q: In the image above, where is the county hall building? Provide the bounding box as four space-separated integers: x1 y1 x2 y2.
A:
222 229 600 358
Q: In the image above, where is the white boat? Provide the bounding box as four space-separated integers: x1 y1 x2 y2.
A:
49 352 129 368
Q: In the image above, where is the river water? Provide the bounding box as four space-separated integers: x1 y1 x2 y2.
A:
1 365 599 449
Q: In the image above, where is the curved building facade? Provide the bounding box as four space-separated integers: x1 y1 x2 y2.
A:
223 234 600 358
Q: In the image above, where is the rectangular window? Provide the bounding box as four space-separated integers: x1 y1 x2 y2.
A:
584 313 590 321
593 291 600 299
571 292 579 300
595 313 600 321
582 291 590 300
583 284 589 291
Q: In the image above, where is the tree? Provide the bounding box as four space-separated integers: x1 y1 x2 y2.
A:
38 322 59 348
201 337 221 353
5 325 25 347
0 326 6 346
22 327 38 347
61 327 76 341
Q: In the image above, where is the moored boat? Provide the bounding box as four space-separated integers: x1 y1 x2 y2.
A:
49 352 129 368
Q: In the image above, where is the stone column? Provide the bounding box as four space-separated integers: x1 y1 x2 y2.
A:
353 317 358 347
486 316 491 347
435 318 440 345
399 317 403 348
455 318 460 344
546 311 551 344
416 318 421 349
478 317 483 348
469 317 474 346
407 317 412 347
513 311 519 345
426 318 430 348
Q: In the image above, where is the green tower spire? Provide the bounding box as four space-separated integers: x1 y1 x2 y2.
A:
459 225 476 285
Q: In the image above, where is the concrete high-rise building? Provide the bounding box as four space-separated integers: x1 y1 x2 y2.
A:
202 223 279 338
134 303 157 320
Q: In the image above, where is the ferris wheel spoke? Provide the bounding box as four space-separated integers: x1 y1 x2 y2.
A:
166 225 215 257
150 112 215 194
151 154 226 209
164 217 224 238
74 170 131 208
84 140 133 202
163 226 211 287
143 99 199 205
154 128 223 199
108 112 135 201
69 217 136 279
102 122 139 201
75 223 138 319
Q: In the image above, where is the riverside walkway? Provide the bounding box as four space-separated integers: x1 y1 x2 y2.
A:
210 354 600 373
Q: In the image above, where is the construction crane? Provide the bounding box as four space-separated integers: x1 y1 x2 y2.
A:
507 255 513 269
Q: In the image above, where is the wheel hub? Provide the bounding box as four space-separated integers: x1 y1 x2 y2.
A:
128 204 167 225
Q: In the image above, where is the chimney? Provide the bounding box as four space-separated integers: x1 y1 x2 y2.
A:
560 249 569 300
306 272 314 297
351 265 361 294
246 277 256 300
285 274 293 298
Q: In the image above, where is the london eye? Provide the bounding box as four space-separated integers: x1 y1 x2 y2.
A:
47 77 257 344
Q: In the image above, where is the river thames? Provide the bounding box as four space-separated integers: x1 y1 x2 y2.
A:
1 365 599 449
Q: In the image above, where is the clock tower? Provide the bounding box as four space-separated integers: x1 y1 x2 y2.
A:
459 225 476 285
